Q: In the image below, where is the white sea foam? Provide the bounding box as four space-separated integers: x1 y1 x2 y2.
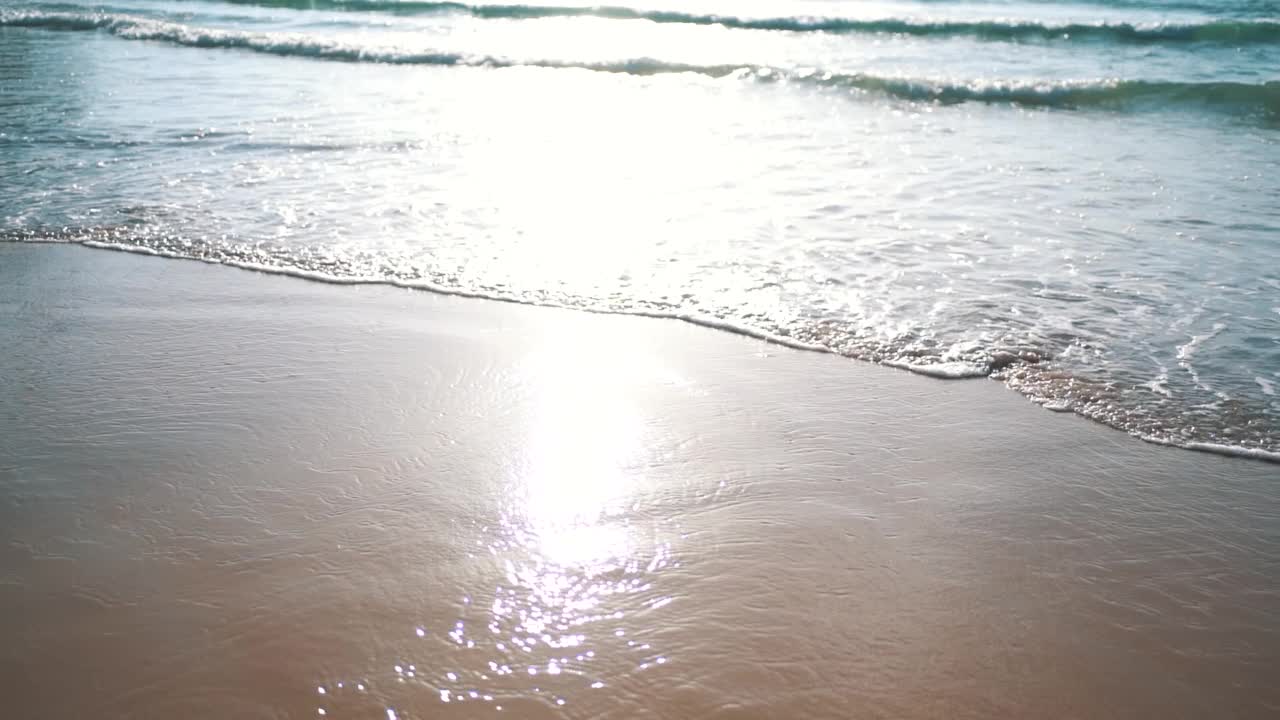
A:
1180 442 1280 464
1039 400 1074 412
885 360 990 379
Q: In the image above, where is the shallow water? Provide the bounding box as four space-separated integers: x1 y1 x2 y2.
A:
1 0 1278 455
3 244 1279 719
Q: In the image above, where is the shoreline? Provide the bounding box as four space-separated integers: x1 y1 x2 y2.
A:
7 237 1277 465
12 233 1280 461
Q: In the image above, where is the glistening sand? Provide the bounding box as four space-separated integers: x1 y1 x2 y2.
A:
1 243 1278 719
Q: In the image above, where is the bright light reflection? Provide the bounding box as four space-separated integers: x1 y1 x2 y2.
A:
474 319 681 692
510 320 658 569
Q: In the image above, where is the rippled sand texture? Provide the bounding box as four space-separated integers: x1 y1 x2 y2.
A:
2 244 1278 719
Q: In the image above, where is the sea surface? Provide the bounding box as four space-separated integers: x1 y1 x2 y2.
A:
1 0 1277 457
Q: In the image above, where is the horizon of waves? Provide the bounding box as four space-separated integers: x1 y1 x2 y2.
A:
2 225 1277 465
205 0 1280 46
2 11 1279 122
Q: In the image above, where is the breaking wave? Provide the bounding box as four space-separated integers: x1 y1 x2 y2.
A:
3 11 1278 119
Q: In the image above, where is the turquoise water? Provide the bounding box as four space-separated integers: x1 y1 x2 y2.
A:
1 0 1277 457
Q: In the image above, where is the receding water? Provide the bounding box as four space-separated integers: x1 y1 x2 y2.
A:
1 0 1278 456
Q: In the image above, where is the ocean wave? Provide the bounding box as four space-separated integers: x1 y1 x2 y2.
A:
831 74 1280 117
212 0 1280 45
0 11 477 64
3 11 1278 119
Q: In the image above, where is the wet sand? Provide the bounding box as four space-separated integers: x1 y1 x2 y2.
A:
1 243 1278 720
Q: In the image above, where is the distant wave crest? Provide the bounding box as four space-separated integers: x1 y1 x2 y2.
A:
3 11 1277 120
215 0 1280 45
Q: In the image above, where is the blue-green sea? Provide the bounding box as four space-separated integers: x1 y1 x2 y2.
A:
2 0 1277 458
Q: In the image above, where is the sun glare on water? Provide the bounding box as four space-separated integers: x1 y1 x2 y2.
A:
508 321 654 569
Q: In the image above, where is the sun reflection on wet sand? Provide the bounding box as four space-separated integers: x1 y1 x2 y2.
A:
406 321 683 713
510 330 647 567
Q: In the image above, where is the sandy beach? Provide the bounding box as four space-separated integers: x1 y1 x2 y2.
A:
1 242 1278 719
